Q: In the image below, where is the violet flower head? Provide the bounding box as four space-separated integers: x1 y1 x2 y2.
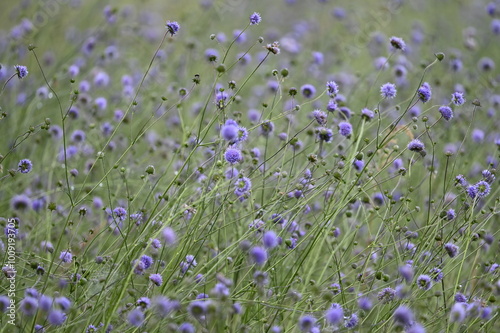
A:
380 82 397 99
18 159 33 173
166 21 180 36
390 36 406 51
439 106 453 121
14 65 28 79
249 12 262 25
417 82 432 103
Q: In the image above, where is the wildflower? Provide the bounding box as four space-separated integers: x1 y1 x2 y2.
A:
455 174 467 186
475 180 491 197
326 303 344 325
338 122 353 137
312 110 328 125
220 120 239 142
179 323 195 333
380 82 397 99
48 310 66 326
298 315 316 331
265 41 280 54
482 169 496 183
140 255 153 269
127 308 145 327
113 207 127 221
444 243 459 258
439 106 453 121
136 297 151 309
149 273 163 286
451 92 466 106
262 230 278 249
18 159 33 173
361 108 374 121
317 127 333 143
20 297 38 316
416 275 432 290
10 194 32 210
301 84 316 98
59 250 73 264
417 82 432 103
407 139 425 152
225 148 243 164
14 65 28 79
326 99 337 112
260 120 274 137
399 264 414 283
152 296 179 317
345 313 359 329
250 246 267 265
249 12 261 25
450 303 466 323
378 287 396 303
326 81 339 97
55 296 71 312
390 36 406 51
165 21 180 36
429 267 443 282
205 48 219 62
467 185 478 199
188 300 208 319
393 305 414 327
358 297 372 311
162 227 177 246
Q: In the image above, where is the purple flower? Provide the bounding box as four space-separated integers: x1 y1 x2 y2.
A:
380 82 397 99
312 110 328 125
188 300 208 319
250 246 268 266
11 194 32 210
416 274 432 290
165 21 180 36
113 207 127 221
450 303 466 323
338 122 353 137
454 292 467 303
399 264 414 283
444 243 459 258
325 303 344 325
361 108 374 121
162 227 177 246
249 12 262 25
152 296 179 317
136 297 151 309
378 287 396 303
475 180 491 197
393 305 414 327
220 121 238 141
225 148 243 164
301 84 316 98
407 139 425 152
179 323 195 333
140 255 153 269
326 99 338 112
55 296 71 312
205 48 219 62
14 65 28 79
429 267 443 282
317 127 333 143
358 297 372 311
298 315 316 332
262 230 278 249
149 273 163 286
451 92 466 106
439 106 453 121
260 120 274 137
127 308 145 327
20 297 38 316
326 81 339 97
18 159 33 173
390 36 406 51
417 82 432 103
345 313 359 329
48 310 66 326
59 250 73 264
467 185 478 199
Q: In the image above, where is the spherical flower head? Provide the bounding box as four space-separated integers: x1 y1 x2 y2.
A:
317 127 333 143
149 273 163 286
361 108 374 121
188 300 208 319
377 287 396 303
260 120 275 137
205 48 219 62
18 159 33 173
140 255 153 269
128 308 145 327
136 297 151 309
325 303 344 325
338 122 353 137
482 169 496 183
451 92 466 106
113 207 127 221
455 174 467 187
301 84 316 98
416 274 432 290
179 323 195 333
345 313 359 329
250 246 268 265
393 305 414 327
249 12 261 25
399 264 414 283
298 315 316 332
475 180 491 198
262 230 278 249
450 303 466 323
390 36 406 51
225 148 243 165
20 297 38 316
467 185 478 199
326 81 339 97
59 250 73 263
358 297 372 311
417 82 432 103
380 82 397 99
165 20 180 36
438 106 453 121
312 109 328 125
48 310 66 326
162 227 177 246
220 122 238 142
454 292 467 303
444 242 459 258
429 267 443 282
407 139 425 152
15 65 28 79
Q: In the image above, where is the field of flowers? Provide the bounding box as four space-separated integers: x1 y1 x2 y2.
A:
1 0 500 332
